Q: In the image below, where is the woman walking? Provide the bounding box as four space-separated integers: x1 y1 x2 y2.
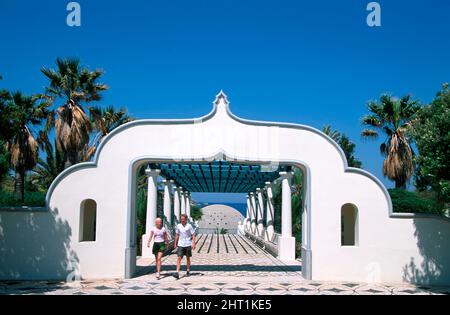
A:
147 217 170 280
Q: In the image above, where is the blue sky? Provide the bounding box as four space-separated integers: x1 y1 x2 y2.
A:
1 1 449 204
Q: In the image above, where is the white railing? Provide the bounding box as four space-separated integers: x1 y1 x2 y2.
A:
244 228 280 257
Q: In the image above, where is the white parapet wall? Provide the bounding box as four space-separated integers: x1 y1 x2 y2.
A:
0 207 124 281
311 214 450 285
0 208 74 280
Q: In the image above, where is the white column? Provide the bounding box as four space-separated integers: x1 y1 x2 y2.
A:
163 179 172 225
278 171 296 261
173 186 181 224
145 168 160 234
169 180 175 224
185 192 191 220
245 194 251 232
250 192 257 234
180 190 186 215
142 167 160 258
256 188 265 237
265 181 275 242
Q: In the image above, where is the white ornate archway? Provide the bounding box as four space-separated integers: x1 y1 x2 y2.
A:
12 91 446 285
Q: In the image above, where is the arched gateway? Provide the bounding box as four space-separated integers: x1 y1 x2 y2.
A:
1 91 449 285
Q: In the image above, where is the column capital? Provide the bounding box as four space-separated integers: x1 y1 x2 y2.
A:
249 192 255 196
256 188 263 193
279 171 294 179
145 167 161 177
169 179 175 184
162 179 171 185
265 181 274 198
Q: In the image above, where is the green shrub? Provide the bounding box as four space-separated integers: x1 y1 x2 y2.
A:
0 189 46 207
135 188 147 256
389 188 443 215
191 205 203 221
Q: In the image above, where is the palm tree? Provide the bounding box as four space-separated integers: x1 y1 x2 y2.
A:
0 76 9 128
322 125 341 142
361 94 421 189
33 131 67 190
4 92 50 201
0 76 12 141
0 78 11 181
322 125 362 168
84 106 133 160
41 58 108 168
338 134 362 168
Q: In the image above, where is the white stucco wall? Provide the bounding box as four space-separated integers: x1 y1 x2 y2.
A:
1 92 449 284
0 210 71 280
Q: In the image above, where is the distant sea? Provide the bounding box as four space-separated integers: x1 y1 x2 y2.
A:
196 202 246 217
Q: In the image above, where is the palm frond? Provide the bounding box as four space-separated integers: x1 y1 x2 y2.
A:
322 125 341 142
361 114 382 127
361 129 378 139
380 142 388 155
367 100 385 118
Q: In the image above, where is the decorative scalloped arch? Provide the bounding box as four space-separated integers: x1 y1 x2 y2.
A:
42 91 450 284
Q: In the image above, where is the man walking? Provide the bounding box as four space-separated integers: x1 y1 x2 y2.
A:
174 214 196 279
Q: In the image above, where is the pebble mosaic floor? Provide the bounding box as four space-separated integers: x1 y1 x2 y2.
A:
1 234 449 295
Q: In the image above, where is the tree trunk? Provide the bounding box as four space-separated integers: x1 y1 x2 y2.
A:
395 180 406 190
64 159 74 169
14 169 25 203
64 151 78 169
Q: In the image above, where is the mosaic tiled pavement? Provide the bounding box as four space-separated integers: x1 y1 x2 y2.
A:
1 234 449 295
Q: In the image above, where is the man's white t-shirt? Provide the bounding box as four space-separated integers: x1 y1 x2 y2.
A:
176 223 195 248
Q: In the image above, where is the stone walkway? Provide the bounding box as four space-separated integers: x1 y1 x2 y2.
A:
135 233 302 279
1 234 449 295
